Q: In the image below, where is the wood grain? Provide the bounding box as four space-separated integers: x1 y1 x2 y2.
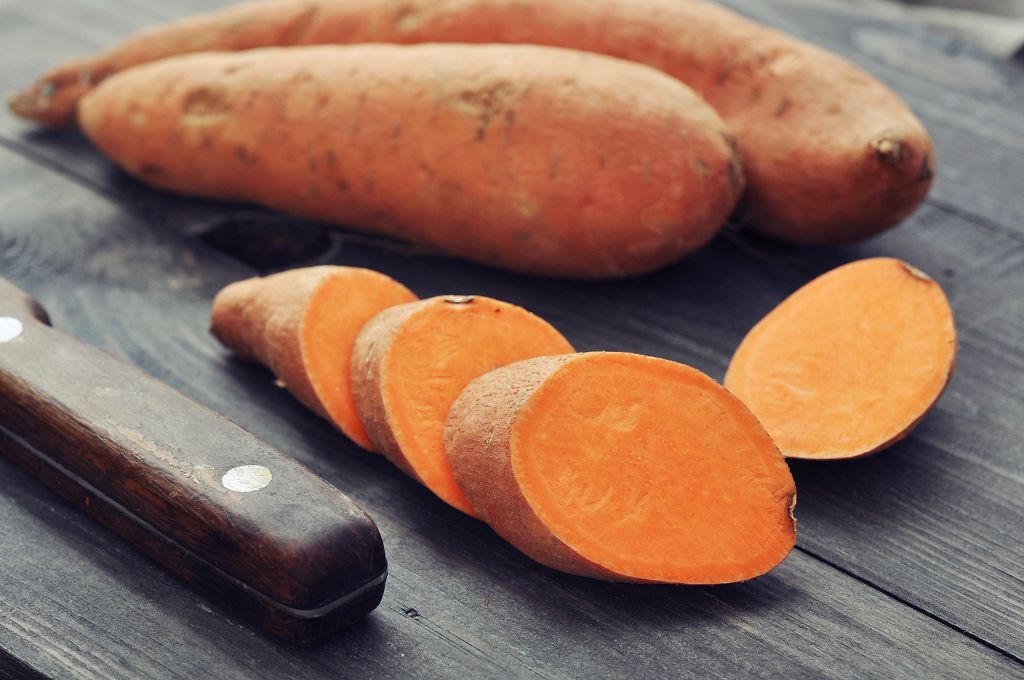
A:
0 0 1022 676
0 142 1021 678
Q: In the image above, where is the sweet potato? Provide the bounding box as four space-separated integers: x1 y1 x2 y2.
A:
445 352 797 583
76 44 742 279
351 295 573 515
725 258 957 460
210 266 416 449
13 0 933 244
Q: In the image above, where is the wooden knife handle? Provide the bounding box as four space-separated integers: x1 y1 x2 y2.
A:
0 277 386 645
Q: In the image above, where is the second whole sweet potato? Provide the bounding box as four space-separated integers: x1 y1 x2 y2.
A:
78 44 743 278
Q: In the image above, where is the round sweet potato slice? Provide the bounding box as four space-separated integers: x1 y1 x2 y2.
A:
725 257 957 460
446 352 797 583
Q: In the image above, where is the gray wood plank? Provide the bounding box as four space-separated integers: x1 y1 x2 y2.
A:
0 134 1020 679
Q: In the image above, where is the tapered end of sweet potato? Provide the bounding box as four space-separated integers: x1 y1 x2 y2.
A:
725 257 957 459
211 266 417 451
8 75 83 127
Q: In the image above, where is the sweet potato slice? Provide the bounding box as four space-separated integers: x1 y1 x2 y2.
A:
211 266 417 449
352 295 573 515
725 258 957 460
445 352 797 583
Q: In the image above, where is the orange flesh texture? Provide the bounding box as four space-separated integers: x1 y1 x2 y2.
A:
300 270 417 450
725 258 957 460
512 353 796 583
383 297 573 514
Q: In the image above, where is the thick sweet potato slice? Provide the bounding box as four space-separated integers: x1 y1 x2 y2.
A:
446 352 797 583
352 295 574 515
725 258 957 460
211 266 417 449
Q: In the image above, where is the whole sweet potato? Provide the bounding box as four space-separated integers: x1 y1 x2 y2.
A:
14 0 934 244
78 44 743 278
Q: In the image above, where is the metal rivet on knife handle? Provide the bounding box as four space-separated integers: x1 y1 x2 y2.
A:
222 465 273 492
0 317 24 343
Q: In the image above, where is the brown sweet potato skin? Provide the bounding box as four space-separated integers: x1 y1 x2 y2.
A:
77 44 741 278
16 0 933 243
211 268 330 421
348 302 422 479
441 354 607 577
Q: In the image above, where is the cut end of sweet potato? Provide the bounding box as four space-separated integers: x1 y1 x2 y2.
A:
352 295 574 516
211 265 416 450
725 257 957 460
446 352 797 584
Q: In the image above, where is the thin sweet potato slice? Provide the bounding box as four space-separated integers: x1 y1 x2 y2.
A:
445 352 797 583
211 265 417 449
352 295 574 515
725 257 957 460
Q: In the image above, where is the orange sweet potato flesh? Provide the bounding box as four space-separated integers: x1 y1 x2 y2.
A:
351 295 574 515
12 0 932 244
445 352 797 583
76 44 742 279
725 258 957 460
210 265 416 450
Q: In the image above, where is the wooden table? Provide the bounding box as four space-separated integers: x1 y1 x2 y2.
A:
1 1 1022 677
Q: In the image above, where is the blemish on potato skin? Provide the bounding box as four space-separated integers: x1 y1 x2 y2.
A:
917 154 934 181
183 86 230 117
872 133 905 165
548 153 561 180
728 156 744 192
234 145 257 165
454 81 515 142
775 97 792 118
350 92 367 137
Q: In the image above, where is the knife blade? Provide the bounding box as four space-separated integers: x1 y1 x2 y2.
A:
0 276 387 645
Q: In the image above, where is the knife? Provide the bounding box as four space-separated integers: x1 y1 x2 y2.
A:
0 276 387 645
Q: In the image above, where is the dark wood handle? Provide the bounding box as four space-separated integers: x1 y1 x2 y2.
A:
0 277 386 645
